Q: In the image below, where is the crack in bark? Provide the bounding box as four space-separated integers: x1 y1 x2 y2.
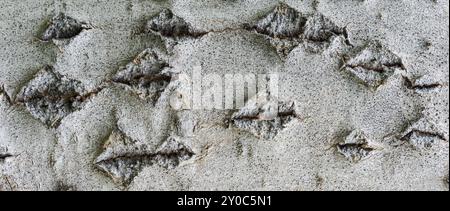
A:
0 153 13 160
0 147 13 162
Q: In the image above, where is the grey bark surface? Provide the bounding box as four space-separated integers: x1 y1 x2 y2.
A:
0 0 449 191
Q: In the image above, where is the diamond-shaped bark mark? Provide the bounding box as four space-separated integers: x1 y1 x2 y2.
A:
95 129 153 186
400 118 448 149
247 7 348 58
337 130 375 162
16 66 87 127
95 129 194 186
232 95 297 140
112 49 171 101
146 9 201 38
251 3 306 39
303 13 345 42
41 13 88 41
403 74 443 93
344 41 405 88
